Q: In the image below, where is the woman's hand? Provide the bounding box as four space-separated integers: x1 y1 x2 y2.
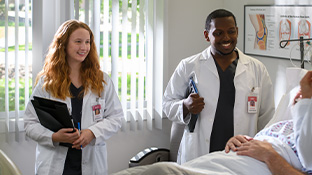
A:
225 135 253 153
52 128 80 143
72 129 95 149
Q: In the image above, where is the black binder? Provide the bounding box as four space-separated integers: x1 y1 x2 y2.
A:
187 77 199 133
31 96 75 147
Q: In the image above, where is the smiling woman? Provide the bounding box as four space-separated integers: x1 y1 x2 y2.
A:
66 28 90 65
24 19 124 175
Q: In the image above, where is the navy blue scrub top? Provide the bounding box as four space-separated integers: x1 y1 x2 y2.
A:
210 53 238 153
63 83 83 175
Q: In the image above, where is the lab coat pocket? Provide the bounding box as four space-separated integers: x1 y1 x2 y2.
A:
93 143 108 174
183 131 199 162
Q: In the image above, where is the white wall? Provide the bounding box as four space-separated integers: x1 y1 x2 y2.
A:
223 0 312 106
107 119 171 174
163 0 224 85
0 133 36 175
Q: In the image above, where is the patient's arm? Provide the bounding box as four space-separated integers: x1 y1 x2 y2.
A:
236 140 304 175
299 71 312 99
225 135 253 153
293 71 312 170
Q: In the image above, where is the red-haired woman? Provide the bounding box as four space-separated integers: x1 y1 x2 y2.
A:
24 19 123 175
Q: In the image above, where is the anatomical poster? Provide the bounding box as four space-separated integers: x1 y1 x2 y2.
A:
244 5 312 60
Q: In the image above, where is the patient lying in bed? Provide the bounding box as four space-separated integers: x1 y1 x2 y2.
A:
113 71 312 175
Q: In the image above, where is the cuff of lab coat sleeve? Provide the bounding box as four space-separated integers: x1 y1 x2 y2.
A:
52 141 59 147
184 114 191 124
88 127 100 145
48 131 58 148
177 100 190 124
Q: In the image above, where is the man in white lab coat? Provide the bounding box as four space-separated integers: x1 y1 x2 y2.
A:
163 9 275 164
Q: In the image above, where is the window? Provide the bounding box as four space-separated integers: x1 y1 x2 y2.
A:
74 0 164 130
0 0 164 136
0 0 32 135
76 0 147 123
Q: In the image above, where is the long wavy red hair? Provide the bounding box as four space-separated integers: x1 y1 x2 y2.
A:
35 19 105 100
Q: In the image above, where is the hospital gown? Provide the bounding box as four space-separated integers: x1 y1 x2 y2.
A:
255 98 312 174
255 120 311 174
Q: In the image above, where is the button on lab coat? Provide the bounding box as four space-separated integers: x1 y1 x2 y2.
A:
24 72 123 175
163 47 275 164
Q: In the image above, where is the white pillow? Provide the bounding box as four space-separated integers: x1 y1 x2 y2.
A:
265 68 307 128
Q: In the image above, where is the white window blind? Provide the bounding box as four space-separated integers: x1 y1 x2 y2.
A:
74 0 164 131
0 0 163 139
0 0 32 140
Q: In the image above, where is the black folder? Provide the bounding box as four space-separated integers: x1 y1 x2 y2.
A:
187 77 199 133
31 96 74 132
31 96 75 147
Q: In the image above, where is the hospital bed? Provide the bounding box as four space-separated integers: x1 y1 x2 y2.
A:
128 122 183 167
114 68 307 175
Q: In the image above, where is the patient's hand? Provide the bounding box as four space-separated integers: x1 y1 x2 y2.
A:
237 140 305 175
300 71 312 99
225 135 253 153
236 140 277 163
293 90 302 105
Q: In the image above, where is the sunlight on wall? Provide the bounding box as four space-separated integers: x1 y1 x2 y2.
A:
274 65 286 108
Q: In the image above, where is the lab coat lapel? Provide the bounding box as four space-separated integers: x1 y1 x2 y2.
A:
65 97 72 115
235 49 249 77
200 47 218 78
83 89 92 103
82 89 92 118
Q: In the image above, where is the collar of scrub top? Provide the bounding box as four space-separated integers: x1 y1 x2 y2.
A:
200 47 239 61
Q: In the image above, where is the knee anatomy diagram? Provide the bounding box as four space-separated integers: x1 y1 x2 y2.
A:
298 19 311 46
245 5 312 62
279 19 292 46
249 14 268 50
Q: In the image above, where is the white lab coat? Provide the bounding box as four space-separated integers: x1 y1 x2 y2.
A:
163 46 275 164
293 98 312 171
24 72 123 175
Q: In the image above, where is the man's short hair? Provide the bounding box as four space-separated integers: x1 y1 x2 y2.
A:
205 9 237 31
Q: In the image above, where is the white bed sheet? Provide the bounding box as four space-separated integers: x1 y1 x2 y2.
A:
113 130 301 175
113 146 299 175
112 151 271 175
